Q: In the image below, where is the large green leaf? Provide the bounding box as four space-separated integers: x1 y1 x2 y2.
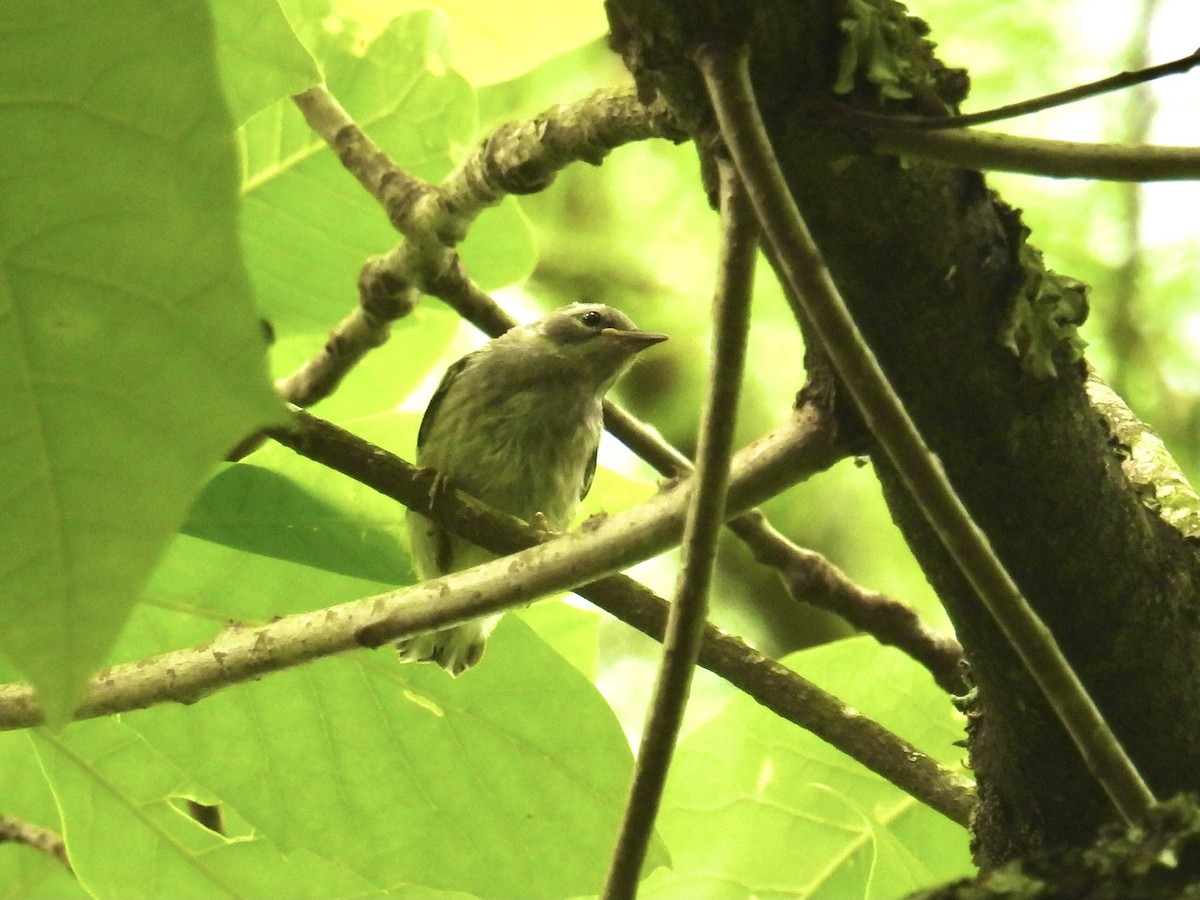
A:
210 0 321 124
34 719 470 899
642 638 974 898
127 621 638 898
333 0 607 85
66 508 659 898
0 1 284 720
0 733 85 900
239 9 535 417
182 454 413 587
180 410 416 582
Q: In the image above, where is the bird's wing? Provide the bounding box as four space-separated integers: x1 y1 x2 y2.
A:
416 351 479 451
580 442 598 502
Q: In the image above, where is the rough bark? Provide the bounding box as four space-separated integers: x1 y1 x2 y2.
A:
606 0 1200 867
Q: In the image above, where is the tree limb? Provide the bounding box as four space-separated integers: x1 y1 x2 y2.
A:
727 510 967 694
872 129 1200 181
603 157 758 899
0 407 975 826
695 39 1156 823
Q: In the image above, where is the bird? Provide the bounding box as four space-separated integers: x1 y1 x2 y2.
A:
400 303 668 675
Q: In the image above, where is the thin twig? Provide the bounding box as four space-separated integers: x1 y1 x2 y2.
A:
0 814 72 873
872 129 1200 181
602 159 758 899
727 511 967 694
833 45 1200 131
696 40 1156 823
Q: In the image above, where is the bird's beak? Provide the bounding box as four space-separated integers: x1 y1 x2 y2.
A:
602 328 669 353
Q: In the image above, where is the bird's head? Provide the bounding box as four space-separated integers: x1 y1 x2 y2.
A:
517 303 668 392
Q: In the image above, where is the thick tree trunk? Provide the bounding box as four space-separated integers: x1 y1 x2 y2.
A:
607 0 1200 866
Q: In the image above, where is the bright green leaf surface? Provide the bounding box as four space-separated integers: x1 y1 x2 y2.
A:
333 0 607 85
0 733 86 900
124 618 646 898
642 638 974 899
182 424 417 584
176 411 417 584
0 1 284 720
210 0 321 124
79 511 655 898
516 602 601 679
34 719 462 899
238 9 535 409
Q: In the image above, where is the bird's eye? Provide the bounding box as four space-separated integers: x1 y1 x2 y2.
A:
578 310 605 329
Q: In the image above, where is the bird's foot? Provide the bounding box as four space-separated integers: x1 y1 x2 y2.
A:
531 511 560 542
395 616 501 677
416 467 450 510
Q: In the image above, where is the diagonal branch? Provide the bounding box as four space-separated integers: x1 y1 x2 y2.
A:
0 407 974 826
603 157 758 900
727 510 966 694
280 81 957 696
0 814 72 873
279 84 683 410
696 39 1156 823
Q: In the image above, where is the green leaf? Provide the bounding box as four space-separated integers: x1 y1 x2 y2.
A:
0 1 284 720
332 0 607 86
239 10 534 413
34 719 452 900
181 430 416 585
642 638 974 898
0 733 86 899
516 602 601 679
87 513 656 898
124 618 647 898
210 0 321 124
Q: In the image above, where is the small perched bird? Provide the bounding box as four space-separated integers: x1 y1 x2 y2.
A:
401 303 668 675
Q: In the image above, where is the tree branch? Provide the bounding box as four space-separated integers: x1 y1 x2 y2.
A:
833 45 1200 131
438 86 686 231
280 81 959 718
603 158 758 899
0 814 71 873
279 84 685 413
727 510 967 694
695 39 1156 823
0 407 975 826
872 128 1200 181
